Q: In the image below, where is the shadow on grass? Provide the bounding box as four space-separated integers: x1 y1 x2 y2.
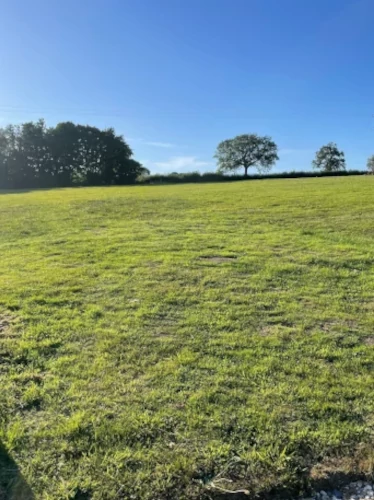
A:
0 190 32 196
0 442 34 500
208 469 368 500
261 470 368 500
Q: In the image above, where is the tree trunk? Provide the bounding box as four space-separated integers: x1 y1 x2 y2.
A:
244 166 248 177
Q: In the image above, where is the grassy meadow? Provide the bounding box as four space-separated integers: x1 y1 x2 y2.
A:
1 177 374 499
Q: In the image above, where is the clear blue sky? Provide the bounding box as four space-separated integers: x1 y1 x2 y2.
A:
1 0 373 174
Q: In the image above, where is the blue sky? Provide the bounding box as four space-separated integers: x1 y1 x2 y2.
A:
1 0 373 174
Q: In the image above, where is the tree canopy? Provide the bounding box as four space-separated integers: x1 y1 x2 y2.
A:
214 134 279 176
0 120 145 189
312 143 346 172
367 155 374 174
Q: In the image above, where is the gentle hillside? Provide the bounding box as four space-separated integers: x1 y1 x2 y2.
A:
1 177 374 499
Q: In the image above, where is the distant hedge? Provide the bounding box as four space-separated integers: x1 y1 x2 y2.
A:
137 170 367 185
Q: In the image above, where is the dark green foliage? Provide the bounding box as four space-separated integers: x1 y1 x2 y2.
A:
0 120 143 188
367 155 374 174
215 134 279 176
312 143 346 172
138 169 366 185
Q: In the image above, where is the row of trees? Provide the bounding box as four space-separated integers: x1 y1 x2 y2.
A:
0 120 147 189
215 134 373 175
1 122 372 189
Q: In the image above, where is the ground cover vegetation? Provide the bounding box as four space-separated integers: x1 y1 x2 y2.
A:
1 177 374 499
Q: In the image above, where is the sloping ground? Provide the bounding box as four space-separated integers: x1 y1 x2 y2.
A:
0 177 374 499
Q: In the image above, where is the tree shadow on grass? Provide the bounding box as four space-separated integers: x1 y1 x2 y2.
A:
0 442 34 500
0 190 33 195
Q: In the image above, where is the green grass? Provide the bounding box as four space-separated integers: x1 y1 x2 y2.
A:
1 177 374 499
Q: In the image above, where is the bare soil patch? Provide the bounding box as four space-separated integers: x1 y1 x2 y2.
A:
0 316 16 337
199 255 237 263
363 336 374 346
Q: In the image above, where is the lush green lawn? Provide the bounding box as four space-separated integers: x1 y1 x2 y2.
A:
1 177 374 500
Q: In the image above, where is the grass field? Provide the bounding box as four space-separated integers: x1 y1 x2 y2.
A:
1 177 374 500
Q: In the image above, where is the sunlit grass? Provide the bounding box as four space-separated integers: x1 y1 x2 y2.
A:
1 177 374 499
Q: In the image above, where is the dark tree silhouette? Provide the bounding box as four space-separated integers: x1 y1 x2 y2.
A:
367 155 374 174
0 120 144 189
215 134 279 176
312 143 346 172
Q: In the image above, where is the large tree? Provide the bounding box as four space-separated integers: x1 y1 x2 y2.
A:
312 143 346 172
367 155 374 174
0 120 144 189
214 134 279 176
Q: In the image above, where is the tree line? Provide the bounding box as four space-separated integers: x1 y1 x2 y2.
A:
215 134 374 176
0 120 147 189
1 120 373 190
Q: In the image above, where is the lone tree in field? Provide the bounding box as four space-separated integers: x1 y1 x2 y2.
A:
367 155 374 174
312 143 346 172
215 134 279 177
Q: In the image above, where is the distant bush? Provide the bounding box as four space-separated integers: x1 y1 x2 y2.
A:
137 169 367 185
